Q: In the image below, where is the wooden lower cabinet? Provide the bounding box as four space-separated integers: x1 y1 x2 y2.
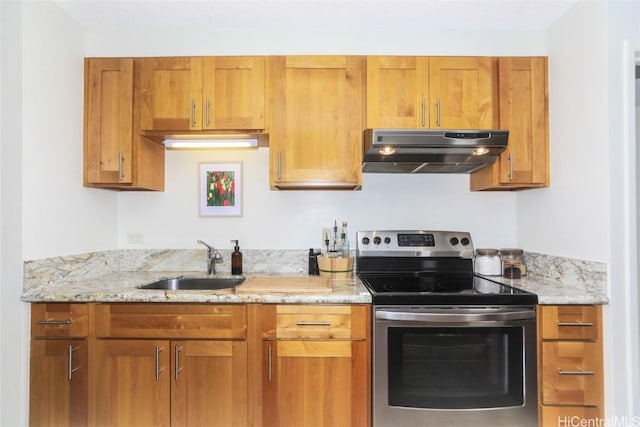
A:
538 305 604 427
94 339 247 427
30 339 88 427
262 340 369 427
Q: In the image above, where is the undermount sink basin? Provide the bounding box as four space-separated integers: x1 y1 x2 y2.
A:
138 276 245 291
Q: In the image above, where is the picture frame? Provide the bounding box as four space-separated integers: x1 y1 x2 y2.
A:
199 162 242 217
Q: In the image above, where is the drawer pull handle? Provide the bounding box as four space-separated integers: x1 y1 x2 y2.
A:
174 345 182 381
296 321 331 327
558 321 594 327
558 369 595 376
155 345 164 382
68 345 80 381
267 346 273 382
36 319 72 325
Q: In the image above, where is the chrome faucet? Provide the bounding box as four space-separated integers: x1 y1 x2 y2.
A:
197 240 223 275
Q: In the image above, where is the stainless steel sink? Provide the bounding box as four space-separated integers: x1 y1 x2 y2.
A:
137 276 245 291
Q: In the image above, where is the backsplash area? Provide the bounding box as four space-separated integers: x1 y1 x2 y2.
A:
24 249 608 296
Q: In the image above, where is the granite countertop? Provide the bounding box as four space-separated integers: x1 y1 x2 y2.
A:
20 249 609 305
20 271 372 304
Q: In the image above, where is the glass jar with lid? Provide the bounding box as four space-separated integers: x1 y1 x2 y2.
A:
500 248 526 279
474 249 502 276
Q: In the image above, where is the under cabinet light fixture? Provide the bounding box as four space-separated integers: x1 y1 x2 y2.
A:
163 138 259 149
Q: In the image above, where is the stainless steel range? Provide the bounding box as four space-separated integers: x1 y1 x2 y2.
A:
356 230 538 427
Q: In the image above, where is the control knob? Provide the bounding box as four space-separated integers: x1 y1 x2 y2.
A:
450 237 459 246
361 237 370 245
461 237 470 246
373 236 382 245
384 237 391 244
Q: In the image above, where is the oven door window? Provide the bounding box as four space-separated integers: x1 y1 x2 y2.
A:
387 326 524 409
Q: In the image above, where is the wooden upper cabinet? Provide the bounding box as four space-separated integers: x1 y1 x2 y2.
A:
84 58 133 185
269 56 365 189
202 57 265 129
366 56 429 128
366 56 498 130
470 57 549 191
429 56 499 129
83 57 165 191
139 56 266 131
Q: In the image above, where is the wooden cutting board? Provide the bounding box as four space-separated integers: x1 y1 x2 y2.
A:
236 276 332 293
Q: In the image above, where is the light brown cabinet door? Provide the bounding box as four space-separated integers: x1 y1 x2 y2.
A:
139 57 203 131
366 56 429 128
94 340 171 427
29 339 87 427
470 57 549 190
202 57 266 130
429 57 498 129
263 340 370 427
84 58 133 184
269 56 365 189
171 340 248 427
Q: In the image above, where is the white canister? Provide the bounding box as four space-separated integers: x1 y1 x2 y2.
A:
474 249 502 276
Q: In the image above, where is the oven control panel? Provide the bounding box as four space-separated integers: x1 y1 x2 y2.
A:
356 230 474 258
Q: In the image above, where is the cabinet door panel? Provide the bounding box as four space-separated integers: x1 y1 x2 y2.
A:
429 57 498 129
202 57 265 129
95 340 171 427
263 340 369 427
84 58 133 184
140 57 203 130
269 56 364 188
29 340 87 427
172 340 248 427
366 56 429 128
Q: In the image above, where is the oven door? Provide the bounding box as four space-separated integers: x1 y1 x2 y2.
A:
373 306 538 427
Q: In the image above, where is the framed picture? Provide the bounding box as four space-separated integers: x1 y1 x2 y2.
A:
199 162 242 216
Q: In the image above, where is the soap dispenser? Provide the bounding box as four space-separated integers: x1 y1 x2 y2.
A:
231 240 243 275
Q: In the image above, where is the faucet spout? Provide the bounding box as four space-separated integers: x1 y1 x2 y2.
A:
197 240 223 275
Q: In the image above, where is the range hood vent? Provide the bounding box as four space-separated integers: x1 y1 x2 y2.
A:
362 129 508 174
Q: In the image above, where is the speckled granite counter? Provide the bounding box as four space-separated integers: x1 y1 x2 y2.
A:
20 249 608 305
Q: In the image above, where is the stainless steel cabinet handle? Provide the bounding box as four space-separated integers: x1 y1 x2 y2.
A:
191 99 196 128
36 319 72 325
205 98 211 127
118 153 124 182
508 153 514 181
67 345 79 381
421 97 426 127
376 309 536 322
296 321 331 326
435 98 441 127
558 321 594 327
267 346 273 382
277 152 283 180
155 345 163 382
558 369 595 376
174 345 182 381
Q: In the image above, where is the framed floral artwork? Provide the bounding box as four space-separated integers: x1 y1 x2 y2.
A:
199 162 242 216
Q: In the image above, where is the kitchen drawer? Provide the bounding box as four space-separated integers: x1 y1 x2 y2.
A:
262 304 369 340
539 305 599 340
541 341 603 406
31 303 89 338
540 406 602 427
95 303 247 339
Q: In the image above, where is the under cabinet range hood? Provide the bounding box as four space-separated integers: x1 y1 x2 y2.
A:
362 129 508 174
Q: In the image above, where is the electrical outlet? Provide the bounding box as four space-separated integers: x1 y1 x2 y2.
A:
127 233 144 245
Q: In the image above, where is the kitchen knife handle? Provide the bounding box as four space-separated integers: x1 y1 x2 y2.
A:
558 369 595 376
67 345 79 381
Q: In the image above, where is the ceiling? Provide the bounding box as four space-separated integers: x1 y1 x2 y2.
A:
52 0 580 33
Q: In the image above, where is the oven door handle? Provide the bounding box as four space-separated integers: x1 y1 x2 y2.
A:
375 309 535 322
